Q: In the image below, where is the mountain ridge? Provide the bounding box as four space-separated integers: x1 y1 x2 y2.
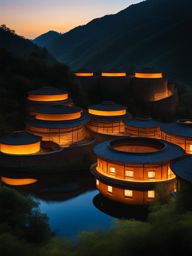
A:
33 0 192 84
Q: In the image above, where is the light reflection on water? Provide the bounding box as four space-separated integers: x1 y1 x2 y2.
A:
37 190 115 241
0 170 149 242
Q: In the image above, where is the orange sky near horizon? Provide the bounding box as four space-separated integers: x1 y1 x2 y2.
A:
0 0 142 39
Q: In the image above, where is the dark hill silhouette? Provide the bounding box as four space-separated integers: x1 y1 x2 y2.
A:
33 30 61 48
34 0 192 85
0 25 55 62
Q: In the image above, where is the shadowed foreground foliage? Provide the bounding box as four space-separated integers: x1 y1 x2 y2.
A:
1 186 192 256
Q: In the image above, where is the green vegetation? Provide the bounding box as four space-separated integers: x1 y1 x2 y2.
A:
1 185 192 256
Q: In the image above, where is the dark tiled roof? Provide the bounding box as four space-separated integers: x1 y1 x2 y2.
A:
93 137 184 164
28 87 67 95
171 155 192 183
36 105 81 115
89 101 126 111
89 113 130 122
161 121 192 138
26 114 89 129
0 131 41 145
124 118 161 128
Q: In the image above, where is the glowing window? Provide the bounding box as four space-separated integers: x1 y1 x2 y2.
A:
148 171 155 179
148 190 155 199
110 167 116 174
124 190 133 198
96 179 99 186
125 170 134 177
107 186 113 193
190 145 192 152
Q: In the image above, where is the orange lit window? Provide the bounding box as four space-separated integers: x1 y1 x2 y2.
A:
148 190 155 199
96 179 99 186
148 171 155 179
27 94 68 102
75 72 94 77
101 72 126 77
124 190 133 198
0 142 40 155
88 109 126 117
135 73 163 79
190 145 192 153
125 170 134 177
35 112 81 121
107 186 113 193
109 167 116 174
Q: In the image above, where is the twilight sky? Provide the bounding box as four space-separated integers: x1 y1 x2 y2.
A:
0 0 141 39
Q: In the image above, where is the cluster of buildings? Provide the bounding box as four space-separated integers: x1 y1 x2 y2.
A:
0 69 192 205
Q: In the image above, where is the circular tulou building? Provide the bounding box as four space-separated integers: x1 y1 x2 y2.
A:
26 87 73 115
161 120 192 154
0 131 41 155
91 137 184 205
87 101 129 136
124 117 161 139
26 105 89 147
131 68 177 119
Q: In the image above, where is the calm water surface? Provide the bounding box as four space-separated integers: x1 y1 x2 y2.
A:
1 170 148 241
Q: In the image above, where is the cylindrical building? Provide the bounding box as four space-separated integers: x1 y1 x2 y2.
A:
0 131 41 155
131 68 177 119
26 105 89 147
91 137 184 205
161 120 192 154
26 87 73 115
124 118 161 139
87 101 129 136
98 72 131 104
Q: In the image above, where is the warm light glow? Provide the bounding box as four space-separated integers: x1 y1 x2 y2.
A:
148 171 155 179
27 93 68 102
124 190 133 197
148 190 155 199
35 112 81 121
190 145 192 153
0 142 40 155
107 186 113 193
88 109 126 117
96 179 99 186
75 72 94 77
1 177 38 186
110 167 116 174
101 72 126 77
125 170 134 177
135 73 163 79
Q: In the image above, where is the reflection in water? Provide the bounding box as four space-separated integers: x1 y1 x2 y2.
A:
1 177 38 186
0 168 151 241
93 193 149 221
38 190 115 241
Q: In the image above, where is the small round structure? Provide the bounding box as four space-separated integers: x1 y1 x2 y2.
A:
91 137 184 205
26 87 73 115
161 120 192 154
124 117 161 139
87 101 129 136
26 105 89 147
0 131 41 155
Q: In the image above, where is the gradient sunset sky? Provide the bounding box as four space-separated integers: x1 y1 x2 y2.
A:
1 0 141 39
